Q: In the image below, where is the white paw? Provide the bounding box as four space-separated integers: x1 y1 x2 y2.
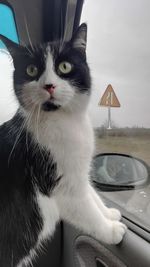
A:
111 221 127 244
106 208 121 221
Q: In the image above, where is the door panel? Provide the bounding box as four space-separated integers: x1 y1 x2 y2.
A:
75 236 126 267
61 222 150 267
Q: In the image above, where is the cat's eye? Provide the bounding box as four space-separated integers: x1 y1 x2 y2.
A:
26 65 38 77
58 62 72 74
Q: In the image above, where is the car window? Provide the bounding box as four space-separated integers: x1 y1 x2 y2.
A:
0 3 19 124
81 0 150 232
0 3 19 48
0 51 18 125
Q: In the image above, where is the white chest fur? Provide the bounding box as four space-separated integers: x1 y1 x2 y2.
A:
36 192 60 242
34 112 94 190
19 112 94 266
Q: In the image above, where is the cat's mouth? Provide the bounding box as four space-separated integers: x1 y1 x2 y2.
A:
41 87 62 111
42 99 61 111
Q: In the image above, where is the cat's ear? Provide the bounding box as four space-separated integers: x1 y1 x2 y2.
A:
0 34 21 57
71 23 87 52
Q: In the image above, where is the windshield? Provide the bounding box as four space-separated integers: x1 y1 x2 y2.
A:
81 0 150 232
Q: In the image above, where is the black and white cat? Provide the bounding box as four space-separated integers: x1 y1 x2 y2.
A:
0 24 126 267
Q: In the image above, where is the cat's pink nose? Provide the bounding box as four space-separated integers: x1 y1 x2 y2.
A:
44 84 56 95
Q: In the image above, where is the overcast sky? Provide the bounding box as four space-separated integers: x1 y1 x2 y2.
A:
0 0 150 128
82 0 150 128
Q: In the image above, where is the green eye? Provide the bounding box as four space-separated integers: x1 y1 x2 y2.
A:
26 65 38 77
58 61 72 74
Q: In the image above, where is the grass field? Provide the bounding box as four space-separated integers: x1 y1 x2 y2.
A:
95 128 150 166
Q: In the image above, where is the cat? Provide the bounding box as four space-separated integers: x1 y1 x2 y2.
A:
0 23 126 267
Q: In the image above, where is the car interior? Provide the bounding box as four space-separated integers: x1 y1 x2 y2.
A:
0 0 150 267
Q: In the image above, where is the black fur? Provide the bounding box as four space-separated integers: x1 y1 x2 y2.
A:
0 112 60 266
55 45 91 93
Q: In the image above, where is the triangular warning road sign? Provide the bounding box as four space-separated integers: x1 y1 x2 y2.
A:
99 84 121 107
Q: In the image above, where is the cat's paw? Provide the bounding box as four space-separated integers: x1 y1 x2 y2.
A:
110 221 127 244
106 208 121 221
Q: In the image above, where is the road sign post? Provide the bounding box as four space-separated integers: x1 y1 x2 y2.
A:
108 105 111 129
99 84 121 129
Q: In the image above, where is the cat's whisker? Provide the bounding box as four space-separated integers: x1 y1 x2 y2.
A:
24 15 34 52
35 104 45 162
15 92 42 108
8 104 37 165
8 114 28 165
21 40 34 56
35 105 40 143
25 101 41 109
59 18 74 52
25 105 37 151
11 251 13 267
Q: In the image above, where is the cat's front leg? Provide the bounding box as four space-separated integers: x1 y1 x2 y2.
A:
89 184 121 221
56 192 127 245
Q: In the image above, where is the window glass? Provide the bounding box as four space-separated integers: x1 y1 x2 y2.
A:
0 3 19 48
0 51 18 124
82 0 150 232
0 4 19 123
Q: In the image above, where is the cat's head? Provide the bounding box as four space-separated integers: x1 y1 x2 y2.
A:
0 23 91 114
